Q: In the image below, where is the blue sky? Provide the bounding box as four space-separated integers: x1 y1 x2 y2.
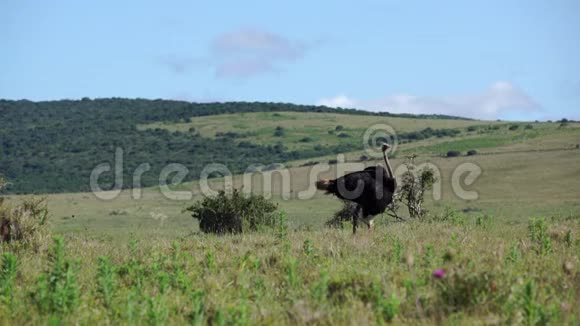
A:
1 0 578 120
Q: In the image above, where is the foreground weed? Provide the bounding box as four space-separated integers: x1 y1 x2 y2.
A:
564 230 573 248
157 271 170 294
211 309 226 326
96 256 117 308
124 289 139 324
371 283 400 323
0 252 17 306
147 295 169 326
285 258 300 289
506 242 521 263
189 290 205 326
228 300 250 326
205 249 216 272
422 244 435 267
32 236 80 315
302 239 314 257
392 238 403 263
275 211 289 239
311 270 330 302
511 280 559 325
475 215 494 229
528 218 552 255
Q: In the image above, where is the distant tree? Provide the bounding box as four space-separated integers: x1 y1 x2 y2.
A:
447 151 461 157
300 161 319 167
273 126 285 137
0 175 6 193
335 125 344 131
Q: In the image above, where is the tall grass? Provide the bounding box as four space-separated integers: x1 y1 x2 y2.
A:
0 214 577 324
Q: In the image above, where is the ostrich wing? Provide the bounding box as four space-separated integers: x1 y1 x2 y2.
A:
332 170 376 201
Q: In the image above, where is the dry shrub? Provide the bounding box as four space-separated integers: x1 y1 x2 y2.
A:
0 197 50 251
326 201 358 228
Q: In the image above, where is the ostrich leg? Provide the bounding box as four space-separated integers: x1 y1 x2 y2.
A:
362 216 374 232
352 205 362 235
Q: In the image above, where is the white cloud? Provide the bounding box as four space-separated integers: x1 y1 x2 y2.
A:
159 27 317 78
211 27 313 78
316 81 540 120
316 94 356 108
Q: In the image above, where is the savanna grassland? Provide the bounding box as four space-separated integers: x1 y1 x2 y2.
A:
1 102 580 325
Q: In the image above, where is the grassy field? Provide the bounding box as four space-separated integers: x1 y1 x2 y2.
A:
0 219 578 324
1 114 580 324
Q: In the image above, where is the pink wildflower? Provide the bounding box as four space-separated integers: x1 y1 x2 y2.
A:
432 268 446 279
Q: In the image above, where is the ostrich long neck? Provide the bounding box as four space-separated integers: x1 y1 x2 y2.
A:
383 151 394 178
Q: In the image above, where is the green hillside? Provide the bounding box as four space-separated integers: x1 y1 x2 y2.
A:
0 99 474 194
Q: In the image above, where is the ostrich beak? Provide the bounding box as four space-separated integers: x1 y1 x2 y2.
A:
381 143 391 152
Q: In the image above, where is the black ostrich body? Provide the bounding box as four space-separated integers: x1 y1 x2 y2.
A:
316 144 397 233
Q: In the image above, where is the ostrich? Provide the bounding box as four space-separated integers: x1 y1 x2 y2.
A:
316 143 397 234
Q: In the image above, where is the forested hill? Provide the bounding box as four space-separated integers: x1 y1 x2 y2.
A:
0 99 468 194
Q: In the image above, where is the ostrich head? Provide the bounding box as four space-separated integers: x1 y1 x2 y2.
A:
381 143 391 152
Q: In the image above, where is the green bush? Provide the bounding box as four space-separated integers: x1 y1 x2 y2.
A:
466 149 478 156
273 126 285 137
186 190 280 234
509 124 519 131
